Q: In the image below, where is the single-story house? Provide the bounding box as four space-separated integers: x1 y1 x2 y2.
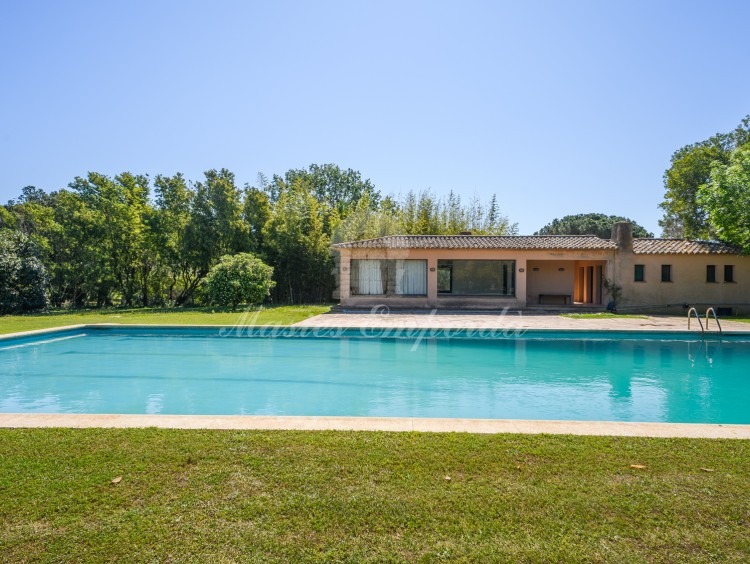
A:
331 222 750 314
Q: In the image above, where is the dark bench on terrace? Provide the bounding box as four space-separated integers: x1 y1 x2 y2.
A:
538 294 572 305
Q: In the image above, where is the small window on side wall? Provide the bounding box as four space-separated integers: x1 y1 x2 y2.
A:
661 264 672 282
634 264 645 282
724 265 735 283
706 265 716 283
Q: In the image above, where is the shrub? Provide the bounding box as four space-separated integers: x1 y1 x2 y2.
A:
0 229 49 314
204 253 275 310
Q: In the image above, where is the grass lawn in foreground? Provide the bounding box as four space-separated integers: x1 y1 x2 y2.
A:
0 305 330 335
0 429 748 561
560 312 648 319
561 313 750 324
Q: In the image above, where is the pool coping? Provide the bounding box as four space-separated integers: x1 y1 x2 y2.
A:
1 413 749 438
3 323 750 438
0 324 89 341
3 322 750 341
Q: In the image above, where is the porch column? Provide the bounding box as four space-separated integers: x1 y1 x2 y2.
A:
516 258 527 308
427 256 438 307
338 250 351 302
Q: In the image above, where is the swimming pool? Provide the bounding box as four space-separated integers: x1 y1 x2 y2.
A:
1 326 748 424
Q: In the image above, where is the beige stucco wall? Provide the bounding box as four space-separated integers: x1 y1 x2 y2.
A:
335 248 615 309
526 260 575 304
614 252 750 314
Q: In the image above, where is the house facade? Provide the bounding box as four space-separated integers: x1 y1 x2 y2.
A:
332 222 750 314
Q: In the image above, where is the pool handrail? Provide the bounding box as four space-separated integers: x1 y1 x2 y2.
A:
688 307 704 334
705 307 723 333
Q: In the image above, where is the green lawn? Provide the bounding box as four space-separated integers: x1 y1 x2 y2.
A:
560 312 648 319
561 313 750 323
0 429 748 561
0 305 330 335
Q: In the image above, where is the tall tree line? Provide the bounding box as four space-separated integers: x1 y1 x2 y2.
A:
659 115 750 242
534 213 653 239
1 164 515 307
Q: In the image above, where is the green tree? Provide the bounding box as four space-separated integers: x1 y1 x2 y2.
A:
243 186 271 252
441 191 466 234
186 169 249 269
332 193 402 243
169 169 249 305
269 164 378 219
47 189 105 306
0 229 48 314
70 172 153 306
659 115 750 238
263 179 333 303
397 190 516 235
9 186 52 206
334 189 517 240
699 143 750 253
0 206 15 229
535 213 653 239
485 194 500 232
117 173 156 306
399 190 441 234
152 173 199 304
204 253 275 310
4 187 58 266
6 187 103 307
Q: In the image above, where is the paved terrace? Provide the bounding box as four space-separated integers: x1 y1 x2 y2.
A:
294 311 750 333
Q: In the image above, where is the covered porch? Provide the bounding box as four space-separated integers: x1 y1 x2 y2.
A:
526 259 607 307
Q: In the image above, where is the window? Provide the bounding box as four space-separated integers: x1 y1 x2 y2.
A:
706 265 717 283
634 264 645 282
437 264 452 293
724 265 735 283
661 264 672 282
351 260 385 295
437 260 515 296
395 260 427 295
350 259 427 296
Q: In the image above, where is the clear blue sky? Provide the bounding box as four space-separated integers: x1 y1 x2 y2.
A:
1 0 748 235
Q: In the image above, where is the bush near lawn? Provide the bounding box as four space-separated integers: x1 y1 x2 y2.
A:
204 253 276 310
0 229 48 314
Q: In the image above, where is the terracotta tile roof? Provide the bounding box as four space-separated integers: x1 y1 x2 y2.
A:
332 235 617 250
632 239 739 255
333 235 743 255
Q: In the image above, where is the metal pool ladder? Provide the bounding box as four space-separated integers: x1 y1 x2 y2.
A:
687 307 722 334
705 307 722 333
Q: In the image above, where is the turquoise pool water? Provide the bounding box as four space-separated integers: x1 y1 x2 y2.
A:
1 326 749 423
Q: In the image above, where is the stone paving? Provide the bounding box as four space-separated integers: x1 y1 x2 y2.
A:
294 311 749 333
2 413 749 439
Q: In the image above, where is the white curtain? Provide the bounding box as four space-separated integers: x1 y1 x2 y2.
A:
396 260 427 295
356 260 384 295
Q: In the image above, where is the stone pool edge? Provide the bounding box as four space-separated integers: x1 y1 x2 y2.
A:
3 322 750 341
1 413 749 439
0 324 88 341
